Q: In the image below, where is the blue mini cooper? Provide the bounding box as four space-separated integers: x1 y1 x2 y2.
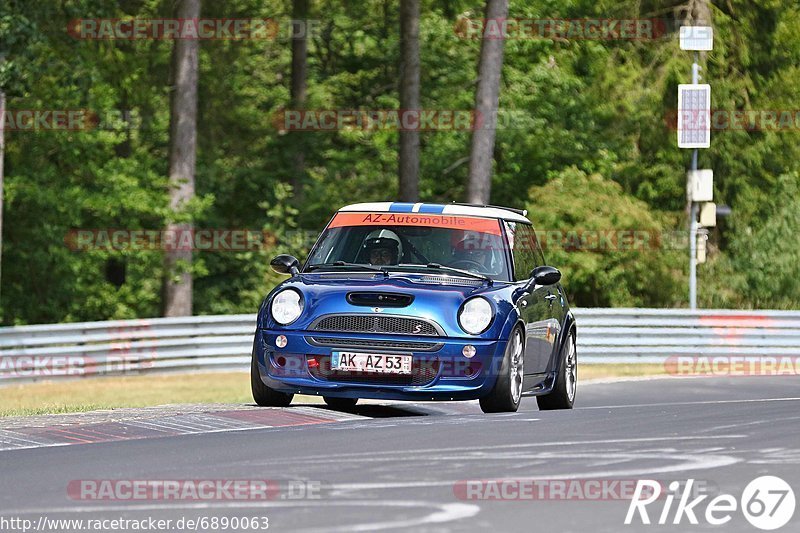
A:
252 202 576 413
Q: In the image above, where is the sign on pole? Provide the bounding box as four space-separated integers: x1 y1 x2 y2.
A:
687 169 713 202
678 84 711 148
699 202 717 227
696 233 708 264
680 26 713 51
679 26 713 310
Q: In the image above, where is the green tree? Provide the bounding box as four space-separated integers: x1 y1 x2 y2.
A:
527 167 683 307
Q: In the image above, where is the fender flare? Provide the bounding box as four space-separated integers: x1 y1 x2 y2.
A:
498 305 525 343
550 310 577 373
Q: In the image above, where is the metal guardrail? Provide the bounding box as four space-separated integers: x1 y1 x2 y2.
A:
574 308 800 363
1 308 798 382
0 315 257 383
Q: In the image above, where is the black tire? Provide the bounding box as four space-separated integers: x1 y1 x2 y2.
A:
537 329 576 410
323 397 358 409
480 327 524 413
251 352 293 407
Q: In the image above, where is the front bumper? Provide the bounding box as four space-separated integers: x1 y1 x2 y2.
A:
254 329 507 401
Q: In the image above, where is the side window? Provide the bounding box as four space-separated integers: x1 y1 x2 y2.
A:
505 222 542 281
528 225 546 267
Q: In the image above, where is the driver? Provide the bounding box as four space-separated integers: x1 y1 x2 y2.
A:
453 234 494 272
363 235 400 266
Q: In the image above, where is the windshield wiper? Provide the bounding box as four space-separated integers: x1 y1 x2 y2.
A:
397 263 493 285
305 261 389 276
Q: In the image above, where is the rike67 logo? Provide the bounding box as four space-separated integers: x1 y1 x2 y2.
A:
626 477 795 530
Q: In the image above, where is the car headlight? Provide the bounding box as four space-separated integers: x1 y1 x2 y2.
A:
271 289 304 325
458 297 493 334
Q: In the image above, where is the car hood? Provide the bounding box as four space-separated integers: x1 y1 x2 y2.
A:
258 272 519 339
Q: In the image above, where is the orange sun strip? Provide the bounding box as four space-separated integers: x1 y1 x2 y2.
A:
328 212 502 235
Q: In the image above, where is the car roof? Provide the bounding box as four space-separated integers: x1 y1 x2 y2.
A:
338 202 532 224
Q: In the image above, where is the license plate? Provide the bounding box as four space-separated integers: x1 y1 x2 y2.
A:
331 352 412 374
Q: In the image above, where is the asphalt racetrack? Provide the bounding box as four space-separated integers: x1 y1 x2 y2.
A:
1 375 799 532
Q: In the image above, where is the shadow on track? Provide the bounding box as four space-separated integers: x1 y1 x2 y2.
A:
295 403 428 418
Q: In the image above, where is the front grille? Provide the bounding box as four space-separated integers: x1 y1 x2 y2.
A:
307 336 442 352
312 315 439 336
307 355 439 386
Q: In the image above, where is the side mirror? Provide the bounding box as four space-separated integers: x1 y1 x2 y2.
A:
530 265 561 287
270 254 300 275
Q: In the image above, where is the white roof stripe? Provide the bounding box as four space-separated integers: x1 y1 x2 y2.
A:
339 202 531 223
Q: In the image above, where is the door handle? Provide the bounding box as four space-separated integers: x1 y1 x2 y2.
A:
544 294 557 301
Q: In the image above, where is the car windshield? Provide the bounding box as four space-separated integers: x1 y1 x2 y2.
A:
305 212 511 281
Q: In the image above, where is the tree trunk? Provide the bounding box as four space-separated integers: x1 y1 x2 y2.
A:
290 0 309 204
163 0 201 317
466 0 508 205
398 0 420 202
684 0 711 25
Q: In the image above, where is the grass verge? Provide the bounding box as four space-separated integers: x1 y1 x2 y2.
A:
0 364 667 418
